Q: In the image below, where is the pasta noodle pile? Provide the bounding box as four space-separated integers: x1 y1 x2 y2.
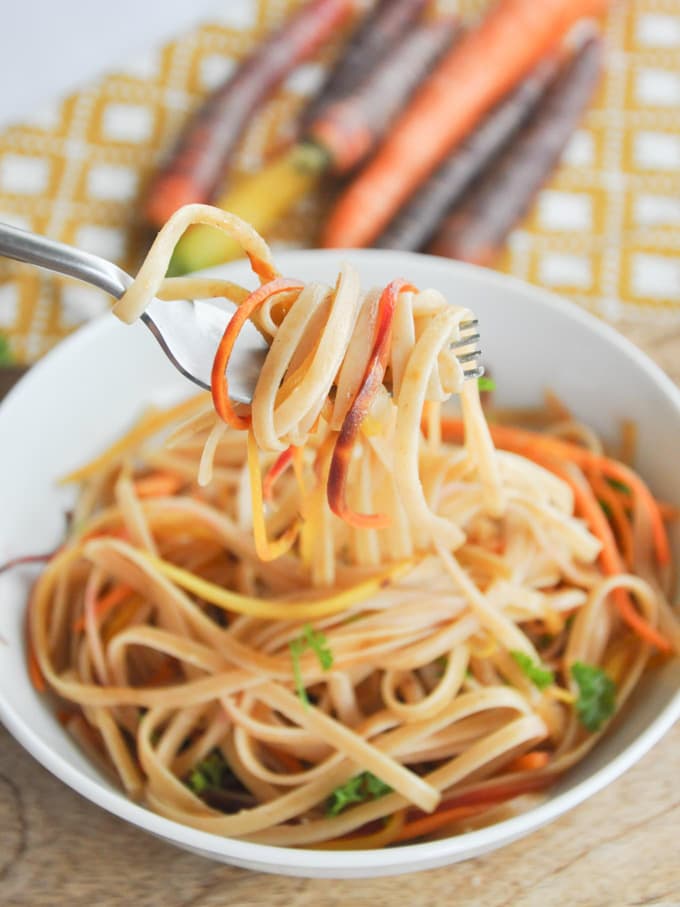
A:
28 206 679 848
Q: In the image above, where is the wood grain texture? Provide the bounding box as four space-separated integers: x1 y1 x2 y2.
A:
1 321 679 906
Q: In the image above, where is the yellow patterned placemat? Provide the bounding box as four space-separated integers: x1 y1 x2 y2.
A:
0 0 679 364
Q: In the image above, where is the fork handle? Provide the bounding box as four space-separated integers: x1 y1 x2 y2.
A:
0 221 132 299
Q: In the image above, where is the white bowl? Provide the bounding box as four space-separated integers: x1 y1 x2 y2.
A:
0 250 678 878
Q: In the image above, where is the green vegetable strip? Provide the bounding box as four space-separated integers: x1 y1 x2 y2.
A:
289 623 334 709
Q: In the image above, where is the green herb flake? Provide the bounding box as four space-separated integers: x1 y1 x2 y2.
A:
571 662 616 732
187 750 227 794
477 375 496 392
607 477 631 495
290 623 334 709
364 773 392 799
510 650 555 690
598 499 613 519
0 333 14 366
303 624 334 671
326 772 392 817
290 638 310 710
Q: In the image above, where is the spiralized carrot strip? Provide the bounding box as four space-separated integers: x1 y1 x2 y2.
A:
211 278 304 429
439 418 671 568
327 279 415 528
394 765 557 844
508 451 665 648
587 471 635 569
506 750 550 772
247 430 300 562
394 802 491 842
133 472 185 499
440 417 672 651
263 446 295 501
73 583 133 633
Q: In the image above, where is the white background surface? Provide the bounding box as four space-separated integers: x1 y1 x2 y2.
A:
0 0 223 127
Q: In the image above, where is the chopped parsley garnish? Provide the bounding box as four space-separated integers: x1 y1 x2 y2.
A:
290 623 334 709
571 662 616 732
0 333 14 366
326 772 392 816
187 750 228 794
477 375 496 392
510 650 555 690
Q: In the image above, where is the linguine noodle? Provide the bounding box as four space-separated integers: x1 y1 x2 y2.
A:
28 206 678 848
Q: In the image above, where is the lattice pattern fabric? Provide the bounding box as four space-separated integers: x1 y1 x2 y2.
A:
0 0 679 364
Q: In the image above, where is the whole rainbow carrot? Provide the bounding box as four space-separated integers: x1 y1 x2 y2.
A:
300 0 428 130
375 54 560 251
144 0 354 229
322 0 612 249
169 8 457 275
429 37 603 265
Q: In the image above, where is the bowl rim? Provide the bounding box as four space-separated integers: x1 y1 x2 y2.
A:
1 248 679 874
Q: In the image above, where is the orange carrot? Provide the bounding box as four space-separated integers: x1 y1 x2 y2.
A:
301 0 428 130
307 16 459 175
144 0 354 227
440 419 671 568
327 279 414 527
440 418 672 652
439 773 555 812
73 583 133 633
429 37 603 265
268 747 304 773
133 471 184 499
394 802 492 842
506 750 551 772
587 471 635 570
263 446 295 501
375 53 560 251
211 278 304 429
396 768 556 842
541 457 671 652
322 0 611 249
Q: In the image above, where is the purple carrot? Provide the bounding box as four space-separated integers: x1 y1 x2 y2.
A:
300 0 428 129
429 36 604 265
144 0 354 228
307 15 460 174
374 54 561 251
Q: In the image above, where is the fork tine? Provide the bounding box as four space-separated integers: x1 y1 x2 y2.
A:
451 319 483 382
450 333 480 349
457 350 483 365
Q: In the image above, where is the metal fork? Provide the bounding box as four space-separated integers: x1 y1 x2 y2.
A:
0 222 483 400
0 222 266 402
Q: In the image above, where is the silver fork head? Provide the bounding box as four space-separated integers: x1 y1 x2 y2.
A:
453 318 484 381
142 297 268 400
0 221 485 402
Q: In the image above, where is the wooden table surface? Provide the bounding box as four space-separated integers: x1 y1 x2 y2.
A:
1 319 679 907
